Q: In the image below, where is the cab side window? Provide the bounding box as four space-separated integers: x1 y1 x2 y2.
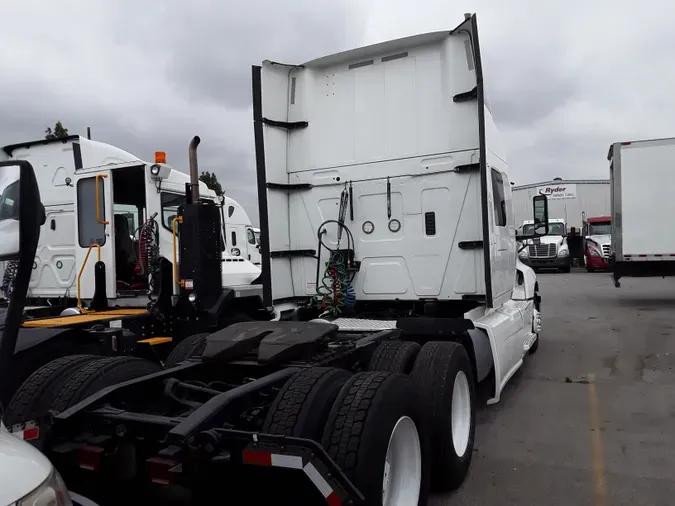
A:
77 177 107 247
491 168 507 227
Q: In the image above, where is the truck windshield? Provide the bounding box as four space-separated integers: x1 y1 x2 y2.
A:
589 223 611 235
522 222 566 236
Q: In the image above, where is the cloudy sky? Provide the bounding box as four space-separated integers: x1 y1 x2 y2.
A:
2 1 674 225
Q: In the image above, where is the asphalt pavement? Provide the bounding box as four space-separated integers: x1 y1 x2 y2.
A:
432 269 675 506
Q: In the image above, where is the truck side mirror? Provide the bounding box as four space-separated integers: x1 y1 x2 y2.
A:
0 160 43 405
532 194 549 236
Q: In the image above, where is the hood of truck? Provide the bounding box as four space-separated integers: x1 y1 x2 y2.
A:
0 422 52 505
537 235 565 246
588 234 610 246
221 256 261 286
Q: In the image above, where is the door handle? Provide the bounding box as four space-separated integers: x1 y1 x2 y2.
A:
95 174 109 225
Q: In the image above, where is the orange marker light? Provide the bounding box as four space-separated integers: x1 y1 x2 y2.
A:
155 151 167 164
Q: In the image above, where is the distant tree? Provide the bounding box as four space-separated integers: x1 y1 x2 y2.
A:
45 121 69 140
199 171 223 195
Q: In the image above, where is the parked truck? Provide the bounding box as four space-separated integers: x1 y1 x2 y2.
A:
2 14 550 506
222 196 261 265
0 135 262 306
608 137 675 287
0 138 269 406
582 215 611 272
518 218 571 272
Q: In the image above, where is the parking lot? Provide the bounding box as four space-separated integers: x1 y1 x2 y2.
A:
432 270 675 506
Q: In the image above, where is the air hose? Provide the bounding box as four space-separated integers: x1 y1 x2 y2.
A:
136 213 163 320
312 250 356 316
312 183 357 316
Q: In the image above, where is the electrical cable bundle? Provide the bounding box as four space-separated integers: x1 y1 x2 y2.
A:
136 213 163 320
313 250 355 316
312 183 357 316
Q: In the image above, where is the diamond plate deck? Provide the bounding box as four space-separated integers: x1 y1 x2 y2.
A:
331 318 397 332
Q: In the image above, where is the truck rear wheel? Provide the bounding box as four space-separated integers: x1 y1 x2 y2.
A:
321 371 430 506
368 341 421 374
262 367 352 441
51 356 161 414
3 354 100 426
166 333 210 367
411 341 476 492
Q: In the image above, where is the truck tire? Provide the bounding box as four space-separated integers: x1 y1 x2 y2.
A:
52 356 161 414
411 341 476 492
368 341 421 374
529 293 541 355
561 260 571 273
321 371 430 506
5 339 102 406
262 367 352 441
3 354 100 426
166 333 210 367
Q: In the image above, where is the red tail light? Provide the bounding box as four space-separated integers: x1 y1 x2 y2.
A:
146 456 183 485
76 445 104 471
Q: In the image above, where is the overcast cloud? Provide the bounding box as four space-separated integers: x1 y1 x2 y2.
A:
2 1 675 224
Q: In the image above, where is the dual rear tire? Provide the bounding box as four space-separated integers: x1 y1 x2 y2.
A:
8 341 476 505
4 355 161 448
263 340 476 505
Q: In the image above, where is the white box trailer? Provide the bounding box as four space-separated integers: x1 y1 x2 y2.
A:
608 137 675 286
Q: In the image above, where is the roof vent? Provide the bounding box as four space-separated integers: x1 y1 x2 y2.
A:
553 177 563 181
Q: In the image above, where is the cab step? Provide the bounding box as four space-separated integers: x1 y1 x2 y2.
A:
523 332 538 352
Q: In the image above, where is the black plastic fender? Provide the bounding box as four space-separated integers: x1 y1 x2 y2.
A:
13 328 72 354
467 328 493 382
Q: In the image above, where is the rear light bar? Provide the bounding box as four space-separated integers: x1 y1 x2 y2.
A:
624 254 675 260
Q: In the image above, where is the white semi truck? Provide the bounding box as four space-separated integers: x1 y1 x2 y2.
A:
223 197 261 265
518 218 571 272
2 14 550 506
608 137 675 287
0 136 262 306
0 137 269 408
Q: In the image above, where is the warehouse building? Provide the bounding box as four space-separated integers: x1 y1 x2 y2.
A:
512 178 610 232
